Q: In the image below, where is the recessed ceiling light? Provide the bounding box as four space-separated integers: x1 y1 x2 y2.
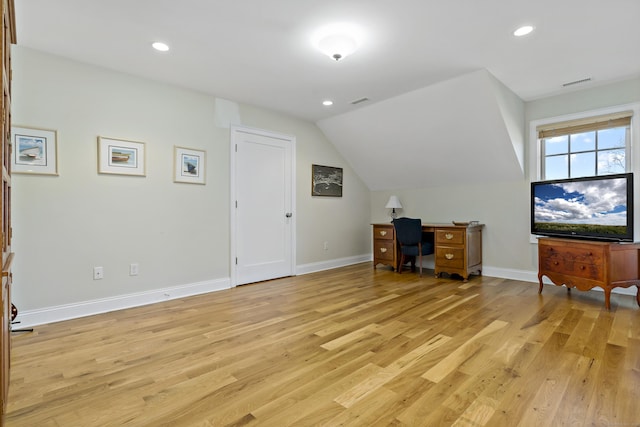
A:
152 42 170 52
513 25 534 37
322 100 333 106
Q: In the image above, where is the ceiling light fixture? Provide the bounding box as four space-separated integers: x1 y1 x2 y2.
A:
312 23 363 61
152 42 170 52
322 100 334 106
513 25 534 37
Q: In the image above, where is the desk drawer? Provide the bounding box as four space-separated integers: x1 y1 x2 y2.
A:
373 225 394 240
436 246 465 269
375 241 395 261
436 229 465 245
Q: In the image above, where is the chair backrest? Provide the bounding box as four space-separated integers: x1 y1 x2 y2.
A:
393 217 422 246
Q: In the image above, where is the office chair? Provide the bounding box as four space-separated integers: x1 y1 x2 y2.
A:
393 217 434 277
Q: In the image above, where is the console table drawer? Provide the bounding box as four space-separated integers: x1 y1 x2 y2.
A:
436 229 464 245
541 246 604 263
540 258 603 281
435 246 464 269
540 244 604 280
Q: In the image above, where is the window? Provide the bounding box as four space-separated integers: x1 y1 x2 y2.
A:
538 111 632 180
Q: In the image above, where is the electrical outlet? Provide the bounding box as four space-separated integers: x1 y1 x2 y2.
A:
93 266 104 280
324 241 329 251
129 263 139 276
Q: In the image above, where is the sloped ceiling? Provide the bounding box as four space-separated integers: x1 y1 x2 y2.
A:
15 1 640 123
15 1 640 191
317 69 525 191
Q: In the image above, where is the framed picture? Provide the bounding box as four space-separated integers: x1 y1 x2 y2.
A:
174 146 206 184
98 136 146 176
11 126 58 175
312 164 343 197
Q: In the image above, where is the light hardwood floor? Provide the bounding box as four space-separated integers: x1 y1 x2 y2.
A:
5 263 640 426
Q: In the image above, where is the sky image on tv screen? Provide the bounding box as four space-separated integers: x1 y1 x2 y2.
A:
533 178 627 226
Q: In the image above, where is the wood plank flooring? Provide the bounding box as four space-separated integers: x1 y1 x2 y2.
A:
5 263 640 426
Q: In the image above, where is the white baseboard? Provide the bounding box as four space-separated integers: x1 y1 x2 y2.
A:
480 266 636 296
14 278 231 328
481 266 539 283
296 254 371 275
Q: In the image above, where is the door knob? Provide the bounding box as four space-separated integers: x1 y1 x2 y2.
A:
285 213 292 218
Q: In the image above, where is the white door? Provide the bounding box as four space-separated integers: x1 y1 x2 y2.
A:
231 125 296 286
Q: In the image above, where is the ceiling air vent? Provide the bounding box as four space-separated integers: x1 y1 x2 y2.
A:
351 97 369 105
562 78 592 87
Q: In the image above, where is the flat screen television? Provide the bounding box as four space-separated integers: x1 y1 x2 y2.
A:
531 172 634 242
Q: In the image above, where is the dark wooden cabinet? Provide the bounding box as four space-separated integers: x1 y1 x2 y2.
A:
0 0 14 421
537 237 640 310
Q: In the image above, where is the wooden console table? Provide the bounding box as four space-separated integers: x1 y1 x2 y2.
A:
372 222 483 281
537 237 640 310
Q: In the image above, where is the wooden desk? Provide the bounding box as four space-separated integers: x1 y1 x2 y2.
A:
372 222 484 281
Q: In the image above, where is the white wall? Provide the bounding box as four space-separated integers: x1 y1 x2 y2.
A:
11 46 371 325
13 45 639 325
371 76 640 283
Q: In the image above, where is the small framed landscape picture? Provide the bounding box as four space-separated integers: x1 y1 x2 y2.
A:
312 164 343 197
174 146 206 184
98 136 146 176
11 126 59 175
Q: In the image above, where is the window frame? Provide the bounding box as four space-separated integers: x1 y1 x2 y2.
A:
529 103 640 182
539 122 631 179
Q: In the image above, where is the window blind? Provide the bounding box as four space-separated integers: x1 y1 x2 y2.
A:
537 110 633 139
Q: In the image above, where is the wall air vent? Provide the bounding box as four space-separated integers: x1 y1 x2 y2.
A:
562 78 592 87
351 97 369 105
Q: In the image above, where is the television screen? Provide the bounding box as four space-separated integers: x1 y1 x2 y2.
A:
531 173 634 242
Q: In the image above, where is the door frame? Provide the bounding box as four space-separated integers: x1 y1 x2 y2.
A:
229 124 296 287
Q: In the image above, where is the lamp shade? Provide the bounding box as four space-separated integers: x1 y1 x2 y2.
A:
385 196 402 209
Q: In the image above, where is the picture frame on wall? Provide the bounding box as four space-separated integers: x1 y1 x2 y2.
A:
97 136 146 176
312 164 343 197
11 126 59 175
174 146 206 184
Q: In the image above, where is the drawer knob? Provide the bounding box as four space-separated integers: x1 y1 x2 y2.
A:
553 261 559 265
580 266 585 270
380 248 387 253
445 233 454 240
445 253 454 260
379 231 387 236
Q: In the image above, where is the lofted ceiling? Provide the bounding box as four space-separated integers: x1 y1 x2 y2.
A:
318 69 527 190
14 0 640 190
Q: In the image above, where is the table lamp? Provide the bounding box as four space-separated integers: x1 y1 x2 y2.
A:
385 196 402 221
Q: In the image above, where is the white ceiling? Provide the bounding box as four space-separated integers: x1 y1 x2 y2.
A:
13 0 640 191
14 0 640 122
